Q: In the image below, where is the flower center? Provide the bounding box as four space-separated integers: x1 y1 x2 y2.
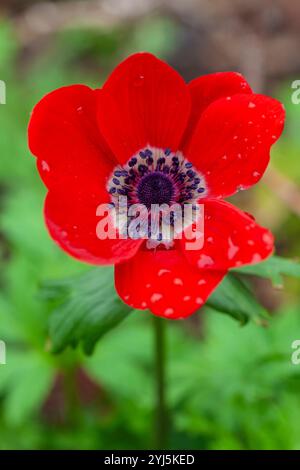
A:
137 171 174 208
106 146 207 245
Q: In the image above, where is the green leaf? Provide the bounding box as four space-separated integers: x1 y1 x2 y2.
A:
233 255 300 286
43 255 299 354
206 273 269 325
42 267 133 355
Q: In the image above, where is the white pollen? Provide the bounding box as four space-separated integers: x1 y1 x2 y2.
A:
124 295 130 301
253 171 260 177
248 102 256 108
196 297 203 305
248 240 255 246
183 296 191 301
151 293 163 303
207 236 214 243
146 283 151 288
198 279 206 285
174 278 183 286
141 302 147 308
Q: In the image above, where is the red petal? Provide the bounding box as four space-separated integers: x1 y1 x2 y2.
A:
184 93 285 198
97 53 190 164
28 85 115 189
180 200 274 271
115 247 226 319
45 181 142 265
182 72 252 147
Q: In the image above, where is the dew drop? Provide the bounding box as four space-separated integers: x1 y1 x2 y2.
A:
151 293 163 303
41 160 50 172
228 237 239 260
164 308 174 316
198 254 214 268
133 74 145 87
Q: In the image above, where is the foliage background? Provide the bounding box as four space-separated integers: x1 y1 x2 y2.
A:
0 0 300 450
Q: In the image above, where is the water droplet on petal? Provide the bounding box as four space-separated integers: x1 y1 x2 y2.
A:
164 308 174 316
133 74 145 87
151 293 163 303
228 237 239 260
41 160 50 172
197 254 214 268
262 232 273 245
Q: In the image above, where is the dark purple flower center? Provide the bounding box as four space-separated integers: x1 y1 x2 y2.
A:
137 171 174 208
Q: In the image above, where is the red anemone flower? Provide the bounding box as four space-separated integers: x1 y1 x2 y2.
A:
28 53 285 320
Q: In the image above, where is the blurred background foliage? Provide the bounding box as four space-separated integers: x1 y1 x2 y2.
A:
0 0 300 450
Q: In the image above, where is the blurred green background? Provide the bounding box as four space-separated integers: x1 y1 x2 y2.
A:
0 0 300 450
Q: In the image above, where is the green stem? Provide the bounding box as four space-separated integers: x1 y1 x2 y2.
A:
153 316 168 449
